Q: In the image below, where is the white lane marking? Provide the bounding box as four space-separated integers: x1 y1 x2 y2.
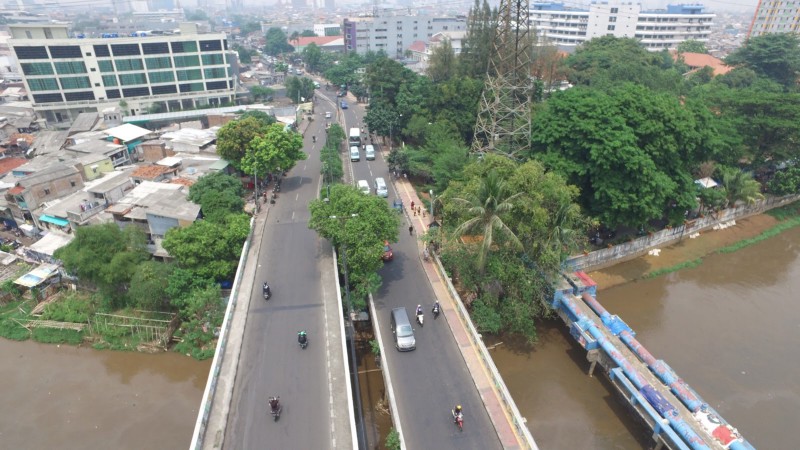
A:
295 193 299 202
291 211 295 221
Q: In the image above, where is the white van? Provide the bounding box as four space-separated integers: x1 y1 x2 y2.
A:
365 145 376 161
375 177 388 197
350 146 360 162
357 180 370 195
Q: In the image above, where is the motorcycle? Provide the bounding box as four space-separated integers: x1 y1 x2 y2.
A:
452 409 464 431
432 302 440 320
269 396 282 421
263 284 272 300
298 331 308 349
416 311 424 327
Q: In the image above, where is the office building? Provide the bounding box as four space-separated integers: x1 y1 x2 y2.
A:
748 0 800 38
343 14 466 58
531 2 714 51
9 22 237 126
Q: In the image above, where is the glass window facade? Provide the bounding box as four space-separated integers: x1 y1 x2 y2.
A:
148 71 175 84
115 59 144 71
119 73 147 86
102 75 118 87
176 69 202 81
98 60 114 72
28 78 59 91
201 54 224 65
174 55 200 68
171 41 198 53
54 61 87 74
59 76 91 90
204 67 226 79
146 57 172 70
21 62 54 76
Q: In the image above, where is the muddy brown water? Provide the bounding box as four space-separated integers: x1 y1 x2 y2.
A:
0 340 210 450
491 219 800 449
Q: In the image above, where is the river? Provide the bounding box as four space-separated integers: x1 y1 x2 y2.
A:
0 340 209 450
490 226 800 449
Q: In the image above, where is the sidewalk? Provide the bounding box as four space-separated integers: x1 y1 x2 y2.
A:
392 176 526 450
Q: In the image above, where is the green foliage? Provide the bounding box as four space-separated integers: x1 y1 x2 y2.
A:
385 428 401 450
285 76 315 104
720 168 764 207
249 85 274 102
725 33 800 89
163 213 250 282
54 224 149 304
264 27 294 56
216 116 273 169
32 328 84 345
0 300 32 340
242 123 306 176
470 298 502 333
0 279 22 301
459 0 496 79
40 294 93 323
403 122 469 192
369 339 380 356
308 184 400 305
188 172 245 222
768 167 800 196
232 44 256 64
173 284 224 360
427 38 458 83
321 126 345 185
302 43 323 72
677 40 708 54
697 186 727 213
128 261 175 311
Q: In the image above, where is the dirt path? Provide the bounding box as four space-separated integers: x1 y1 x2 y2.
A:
588 214 780 290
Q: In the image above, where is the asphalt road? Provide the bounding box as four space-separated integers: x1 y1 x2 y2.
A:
341 102 503 449
224 98 340 449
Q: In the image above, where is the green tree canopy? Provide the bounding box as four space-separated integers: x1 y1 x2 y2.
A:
128 261 174 310
264 27 294 56
239 110 276 125
216 116 273 169
285 76 316 103
249 85 275 102
427 38 458 83
188 172 245 222
725 33 800 89
162 214 250 281
242 122 306 176
459 0 496 79
677 40 708 54
302 43 323 72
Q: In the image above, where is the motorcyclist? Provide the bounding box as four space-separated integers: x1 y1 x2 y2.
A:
269 396 280 413
416 304 423 318
298 330 308 345
432 301 440 316
263 282 271 297
312 135 316 143
453 404 463 422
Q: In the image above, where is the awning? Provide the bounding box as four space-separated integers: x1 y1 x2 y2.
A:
39 214 69 227
14 263 60 288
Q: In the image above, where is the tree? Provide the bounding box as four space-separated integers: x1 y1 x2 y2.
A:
275 62 289 74
54 224 149 305
300 30 316 37
128 261 174 310
721 168 764 207
450 171 524 272
285 76 315 104
242 123 306 177
239 110 276 125
365 57 417 107
677 40 708 54
725 33 800 89
308 184 400 307
302 43 323 73
459 0 496 79
188 172 245 222
264 27 294 56
249 85 274 102
162 214 250 281
427 39 458 83
232 44 256 64
769 167 800 196
215 116 272 169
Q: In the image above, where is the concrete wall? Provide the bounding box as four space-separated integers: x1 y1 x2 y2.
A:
146 213 179 238
566 194 800 272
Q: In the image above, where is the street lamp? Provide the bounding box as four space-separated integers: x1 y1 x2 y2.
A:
328 213 367 448
429 189 434 218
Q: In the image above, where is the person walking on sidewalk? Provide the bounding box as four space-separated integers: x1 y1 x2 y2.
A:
408 225 414 236
411 201 415 211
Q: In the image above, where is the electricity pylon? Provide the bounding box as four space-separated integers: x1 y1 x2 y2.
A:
471 0 533 159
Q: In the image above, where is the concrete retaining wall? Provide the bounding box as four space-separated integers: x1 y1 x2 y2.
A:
566 194 800 272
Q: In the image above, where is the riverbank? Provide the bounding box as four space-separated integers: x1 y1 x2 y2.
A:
589 203 800 290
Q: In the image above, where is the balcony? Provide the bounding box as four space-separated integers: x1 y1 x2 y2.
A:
66 201 106 224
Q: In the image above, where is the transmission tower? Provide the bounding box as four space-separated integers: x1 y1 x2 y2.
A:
471 0 533 158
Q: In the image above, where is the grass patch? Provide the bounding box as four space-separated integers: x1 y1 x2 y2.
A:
766 202 800 221
32 327 84 345
644 258 703 279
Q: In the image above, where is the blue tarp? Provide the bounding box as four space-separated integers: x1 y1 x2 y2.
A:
39 215 69 227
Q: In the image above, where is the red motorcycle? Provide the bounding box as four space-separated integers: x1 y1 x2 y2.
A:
451 409 463 431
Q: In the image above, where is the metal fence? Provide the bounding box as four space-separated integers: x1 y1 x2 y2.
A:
566 194 800 272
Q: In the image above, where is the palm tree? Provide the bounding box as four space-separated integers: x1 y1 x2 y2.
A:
545 201 582 263
721 168 764 207
451 171 525 272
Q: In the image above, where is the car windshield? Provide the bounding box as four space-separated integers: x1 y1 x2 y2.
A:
398 325 413 336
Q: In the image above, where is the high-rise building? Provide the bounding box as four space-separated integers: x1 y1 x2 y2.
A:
530 2 715 51
343 14 466 58
748 0 800 38
10 23 237 126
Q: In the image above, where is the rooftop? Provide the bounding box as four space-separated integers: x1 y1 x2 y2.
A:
131 165 175 180
66 139 126 156
106 180 184 215
68 112 100 135
160 127 218 149
105 123 152 142
0 157 27 176
28 130 68 156
87 169 135 194
19 164 79 188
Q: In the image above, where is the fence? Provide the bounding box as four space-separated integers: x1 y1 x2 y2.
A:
189 217 254 450
432 255 539 450
566 194 800 272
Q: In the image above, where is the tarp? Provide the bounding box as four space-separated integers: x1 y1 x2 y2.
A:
695 177 718 189
28 231 74 256
39 214 69 227
14 263 60 288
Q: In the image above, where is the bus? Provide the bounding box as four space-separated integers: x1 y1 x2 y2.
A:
349 128 361 147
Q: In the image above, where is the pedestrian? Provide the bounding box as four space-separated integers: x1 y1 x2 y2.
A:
413 209 417 216
408 225 414 235
411 201 415 210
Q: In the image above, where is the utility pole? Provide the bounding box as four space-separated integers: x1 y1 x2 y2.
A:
471 0 534 159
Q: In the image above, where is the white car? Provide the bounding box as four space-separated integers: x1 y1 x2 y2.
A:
357 180 370 195
325 111 332 119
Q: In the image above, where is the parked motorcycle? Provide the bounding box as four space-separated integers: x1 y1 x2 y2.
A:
451 409 464 431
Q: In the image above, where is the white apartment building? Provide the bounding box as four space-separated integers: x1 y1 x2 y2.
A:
531 2 715 51
9 23 237 126
343 15 466 58
748 0 800 38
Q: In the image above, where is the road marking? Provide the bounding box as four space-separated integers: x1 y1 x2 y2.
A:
291 211 295 221
295 193 299 202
